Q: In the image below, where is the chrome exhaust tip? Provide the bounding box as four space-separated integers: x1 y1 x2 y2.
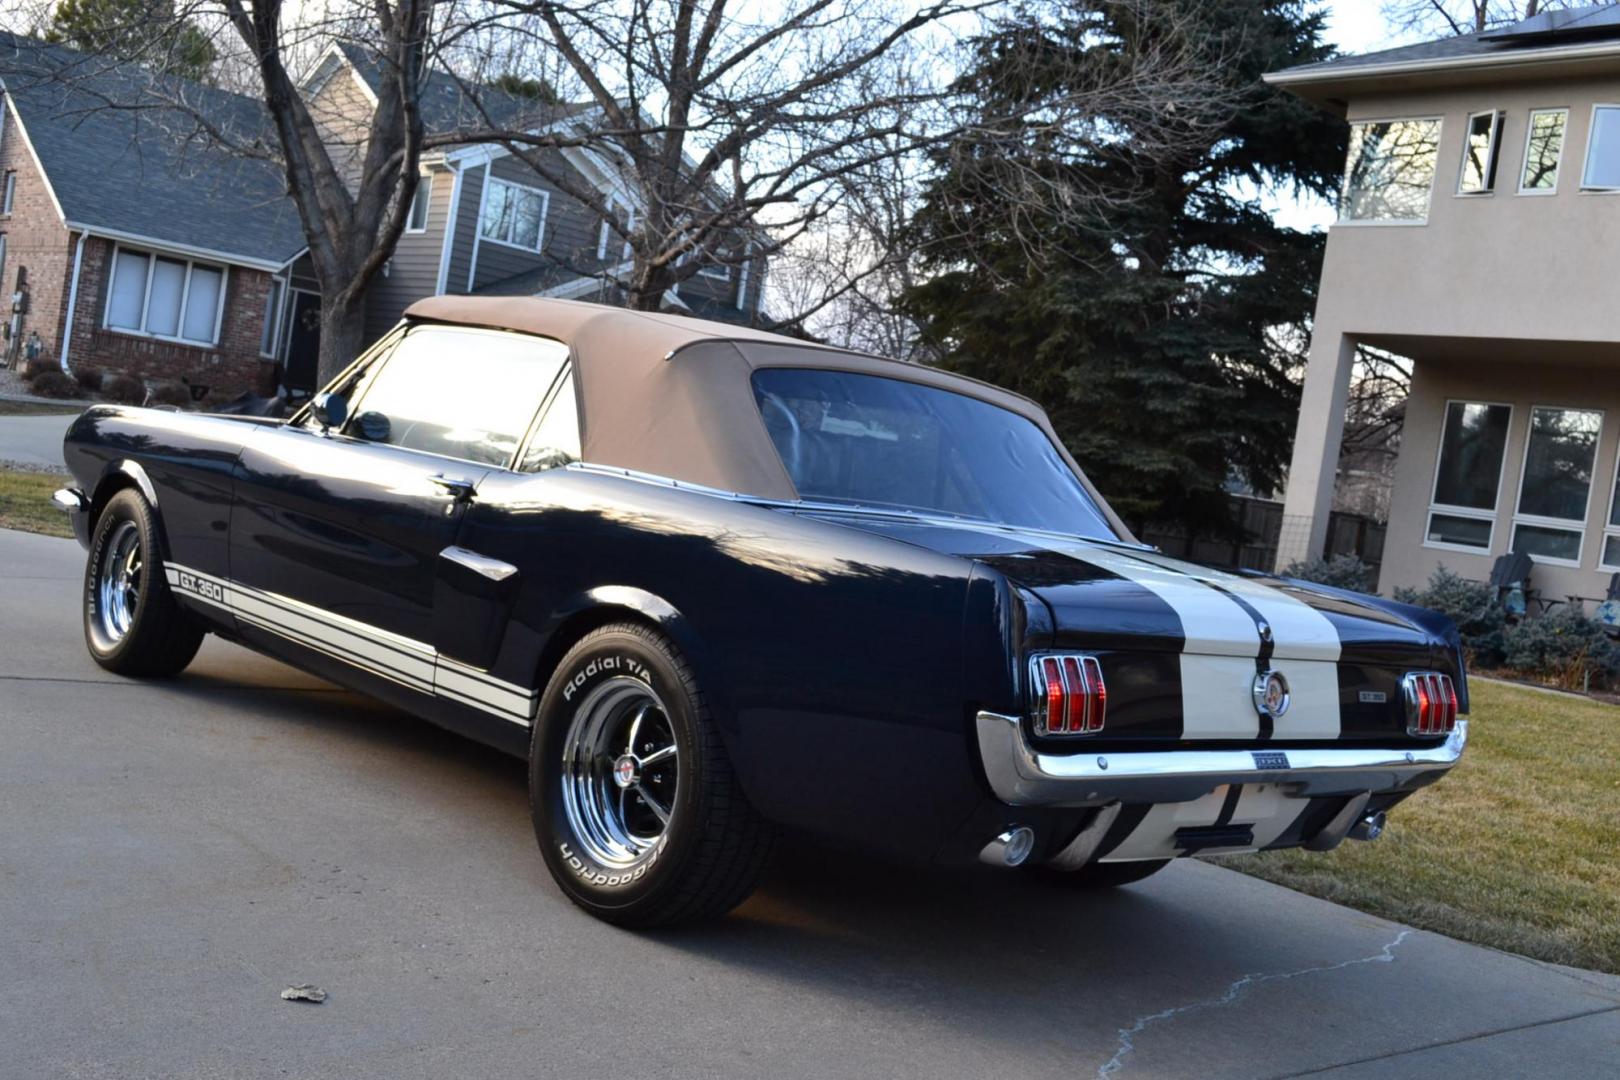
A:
980 826 1036 868
1349 811 1387 842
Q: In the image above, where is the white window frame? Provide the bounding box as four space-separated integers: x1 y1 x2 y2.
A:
1335 114 1445 227
1 171 14 216
1599 435 1620 572
479 177 550 253
597 195 633 262
1456 110 1503 195
736 247 750 309
259 275 287 359
405 173 434 233
1517 107 1569 196
1580 104 1620 193
1423 398 1514 557
102 243 230 348
1510 403 1605 568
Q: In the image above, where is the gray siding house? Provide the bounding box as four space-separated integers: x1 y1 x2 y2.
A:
300 46 769 385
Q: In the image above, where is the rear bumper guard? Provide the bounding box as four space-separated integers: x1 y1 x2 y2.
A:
974 710 1467 808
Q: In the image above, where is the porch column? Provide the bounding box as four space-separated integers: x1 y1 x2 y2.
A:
1276 331 1358 570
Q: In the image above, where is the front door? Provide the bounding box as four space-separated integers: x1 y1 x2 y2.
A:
227 322 570 695
281 290 321 396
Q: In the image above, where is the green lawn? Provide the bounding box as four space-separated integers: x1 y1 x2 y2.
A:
0 470 74 538
0 400 82 416
1225 678 1620 974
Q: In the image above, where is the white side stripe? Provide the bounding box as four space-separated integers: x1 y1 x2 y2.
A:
165 562 535 728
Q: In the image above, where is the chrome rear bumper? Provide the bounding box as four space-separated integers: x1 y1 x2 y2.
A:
974 710 1467 808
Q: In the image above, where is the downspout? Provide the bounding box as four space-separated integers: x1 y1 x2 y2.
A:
59 229 86 373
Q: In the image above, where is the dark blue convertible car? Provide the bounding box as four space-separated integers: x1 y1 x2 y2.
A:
56 296 1468 926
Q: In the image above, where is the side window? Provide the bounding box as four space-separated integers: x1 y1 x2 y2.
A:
347 325 568 467
519 371 580 472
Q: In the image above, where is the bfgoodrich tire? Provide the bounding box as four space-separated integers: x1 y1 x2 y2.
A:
83 488 204 677
530 623 776 927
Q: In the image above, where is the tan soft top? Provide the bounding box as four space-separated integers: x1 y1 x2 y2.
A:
402 296 1131 538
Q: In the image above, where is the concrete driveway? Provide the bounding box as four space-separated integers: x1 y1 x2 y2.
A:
3 526 1618 1079
0 410 78 469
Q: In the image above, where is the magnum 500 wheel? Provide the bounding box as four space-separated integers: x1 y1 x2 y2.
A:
530 623 775 927
83 488 204 677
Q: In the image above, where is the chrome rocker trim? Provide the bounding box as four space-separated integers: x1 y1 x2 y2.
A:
975 710 1468 808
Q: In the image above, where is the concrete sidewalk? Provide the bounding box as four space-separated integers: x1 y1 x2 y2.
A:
2 527 1617 1079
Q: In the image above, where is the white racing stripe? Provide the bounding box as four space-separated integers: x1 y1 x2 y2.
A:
1100 783 1310 862
1124 550 1342 663
165 562 535 727
955 527 1345 739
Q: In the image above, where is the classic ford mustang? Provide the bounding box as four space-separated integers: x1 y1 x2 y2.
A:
56 296 1468 926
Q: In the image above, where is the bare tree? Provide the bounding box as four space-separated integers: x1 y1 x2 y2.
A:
1380 0 1615 36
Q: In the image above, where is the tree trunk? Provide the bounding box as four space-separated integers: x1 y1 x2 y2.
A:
316 292 370 389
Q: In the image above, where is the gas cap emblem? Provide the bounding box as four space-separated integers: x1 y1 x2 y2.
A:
1253 670 1291 719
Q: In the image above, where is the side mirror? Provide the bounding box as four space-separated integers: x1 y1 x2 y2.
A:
311 391 348 431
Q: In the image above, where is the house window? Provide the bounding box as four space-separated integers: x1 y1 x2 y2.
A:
479 177 548 251
1512 405 1602 565
1 171 14 215
698 261 732 281
1519 108 1568 192
406 174 433 232
596 196 633 263
1339 118 1442 223
260 277 284 358
1426 401 1512 552
1458 111 1503 194
104 246 228 346
1581 105 1620 190
1600 446 1620 571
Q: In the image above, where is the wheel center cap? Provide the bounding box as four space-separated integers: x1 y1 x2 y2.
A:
612 754 639 789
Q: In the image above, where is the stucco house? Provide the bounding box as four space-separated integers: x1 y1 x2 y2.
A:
1269 5 1620 605
0 35 766 398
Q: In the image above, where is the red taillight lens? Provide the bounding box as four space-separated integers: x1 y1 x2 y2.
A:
1403 671 1458 736
1031 654 1107 736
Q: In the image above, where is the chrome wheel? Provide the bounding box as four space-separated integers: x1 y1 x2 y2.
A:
560 677 680 868
94 520 143 647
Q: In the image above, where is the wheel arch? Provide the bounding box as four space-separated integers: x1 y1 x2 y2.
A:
530 586 733 729
87 461 169 558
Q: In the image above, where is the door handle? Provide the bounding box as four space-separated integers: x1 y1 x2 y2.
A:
429 474 476 500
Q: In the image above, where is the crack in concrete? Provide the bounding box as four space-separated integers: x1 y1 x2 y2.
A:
1096 929 1415 1078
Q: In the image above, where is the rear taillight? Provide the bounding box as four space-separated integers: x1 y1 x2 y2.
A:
1029 653 1106 736
1402 671 1460 736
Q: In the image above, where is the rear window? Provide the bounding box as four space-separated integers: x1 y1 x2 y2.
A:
752 368 1115 538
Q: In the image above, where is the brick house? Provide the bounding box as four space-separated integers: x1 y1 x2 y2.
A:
0 32 304 397
0 35 769 399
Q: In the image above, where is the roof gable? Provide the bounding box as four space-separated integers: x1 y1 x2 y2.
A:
0 32 304 267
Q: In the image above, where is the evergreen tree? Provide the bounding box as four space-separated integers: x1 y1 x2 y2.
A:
903 1 1346 537
48 0 216 83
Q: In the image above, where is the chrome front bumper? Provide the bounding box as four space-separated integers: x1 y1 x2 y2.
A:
975 710 1468 808
52 487 92 548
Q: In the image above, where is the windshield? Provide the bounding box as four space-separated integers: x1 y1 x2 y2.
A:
752 368 1116 539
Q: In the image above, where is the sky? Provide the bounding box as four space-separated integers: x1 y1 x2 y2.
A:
1274 2 1419 230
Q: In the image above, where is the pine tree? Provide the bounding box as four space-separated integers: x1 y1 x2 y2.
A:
48 0 216 83
904 0 1346 538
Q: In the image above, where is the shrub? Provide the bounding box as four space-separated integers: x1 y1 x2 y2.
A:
144 381 194 408
1394 565 1507 668
1281 554 1377 594
74 367 105 393
26 370 81 399
1500 609 1620 691
102 373 147 405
